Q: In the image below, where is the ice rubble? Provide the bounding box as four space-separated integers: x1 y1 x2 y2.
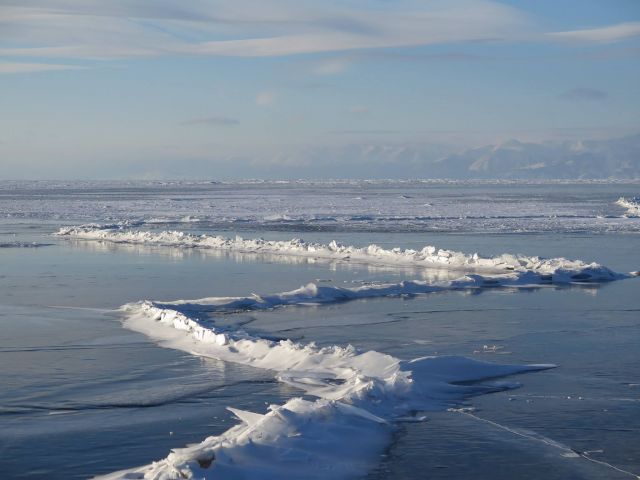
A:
616 197 640 217
56 225 629 282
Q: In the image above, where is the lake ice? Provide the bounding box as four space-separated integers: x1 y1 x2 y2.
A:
1 181 638 479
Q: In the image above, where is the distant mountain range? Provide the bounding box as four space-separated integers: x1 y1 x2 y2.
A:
429 134 640 179
263 133 640 179
109 133 640 180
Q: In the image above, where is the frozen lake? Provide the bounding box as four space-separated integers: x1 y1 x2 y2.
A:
1 181 639 479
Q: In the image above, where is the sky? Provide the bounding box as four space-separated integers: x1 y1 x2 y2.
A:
1 0 639 179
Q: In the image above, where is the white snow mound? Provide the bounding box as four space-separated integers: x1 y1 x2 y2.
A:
616 197 640 217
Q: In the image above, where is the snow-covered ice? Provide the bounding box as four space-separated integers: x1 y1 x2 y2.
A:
3 180 640 234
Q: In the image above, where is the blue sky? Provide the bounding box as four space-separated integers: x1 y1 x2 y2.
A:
1 0 639 179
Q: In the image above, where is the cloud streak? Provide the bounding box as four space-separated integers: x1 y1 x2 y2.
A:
0 1 531 61
348 105 370 115
310 57 350 75
256 91 276 106
0 61 85 74
549 22 640 44
181 116 239 126
3 1 638 66
560 88 607 101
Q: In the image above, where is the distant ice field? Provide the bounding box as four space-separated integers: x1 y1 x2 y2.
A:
2 180 640 234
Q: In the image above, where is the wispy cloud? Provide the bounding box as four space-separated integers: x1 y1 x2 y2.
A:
310 57 350 75
3 2 639 66
348 105 370 115
256 91 276 106
0 1 531 61
328 129 406 135
560 88 607 101
549 22 640 44
0 62 85 74
181 116 239 126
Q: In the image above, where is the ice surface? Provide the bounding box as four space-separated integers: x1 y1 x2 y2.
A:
72 225 632 479
4 183 640 479
0 241 52 248
57 225 630 283
4 180 640 234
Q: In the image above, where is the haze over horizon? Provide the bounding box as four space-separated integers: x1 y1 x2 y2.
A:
1 0 639 179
